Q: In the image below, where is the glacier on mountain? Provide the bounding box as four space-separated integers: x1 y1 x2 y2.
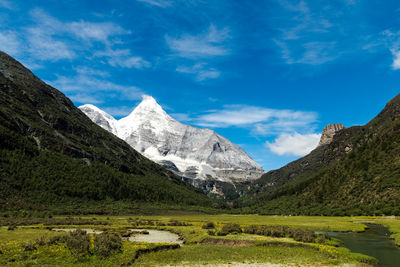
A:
79 95 264 184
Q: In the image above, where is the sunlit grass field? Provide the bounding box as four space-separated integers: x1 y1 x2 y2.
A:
0 214 394 266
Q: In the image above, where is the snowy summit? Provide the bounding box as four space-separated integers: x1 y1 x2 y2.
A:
79 95 264 185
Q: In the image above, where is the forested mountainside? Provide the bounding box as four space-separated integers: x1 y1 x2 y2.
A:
0 51 214 214
241 94 400 216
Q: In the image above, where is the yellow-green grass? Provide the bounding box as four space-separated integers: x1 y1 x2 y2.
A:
0 215 385 266
0 236 164 266
72 214 369 231
134 244 375 266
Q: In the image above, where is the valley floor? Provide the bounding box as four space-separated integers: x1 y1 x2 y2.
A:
1 214 396 266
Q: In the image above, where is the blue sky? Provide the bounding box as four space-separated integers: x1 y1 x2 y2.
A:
1 0 399 171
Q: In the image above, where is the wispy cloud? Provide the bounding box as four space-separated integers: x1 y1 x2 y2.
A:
176 63 220 81
0 0 16 10
382 30 400 70
273 0 340 65
0 30 20 56
69 94 104 104
48 67 143 102
170 113 192 122
21 8 142 64
193 104 318 135
66 21 130 44
392 50 400 70
136 0 172 8
94 49 151 69
266 132 321 156
26 26 76 61
166 24 230 59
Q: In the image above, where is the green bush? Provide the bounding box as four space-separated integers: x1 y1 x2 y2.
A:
94 232 122 258
21 241 37 252
7 225 16 231
244 225 322 243
65 229 90 257
167 220 192 226
202 222 215 229
207 230 216 236
218 223 242 236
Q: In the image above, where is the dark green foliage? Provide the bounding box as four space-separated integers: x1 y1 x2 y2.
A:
0 216 108 226
94 232 122 258
217 223 242 236
244 225 325 243
0 51 213 213
167 220 192 226
65 229 90 257
202 222 216 229
7 225 16 231
241 94 400 216
21 241 37 252
207 229 216 236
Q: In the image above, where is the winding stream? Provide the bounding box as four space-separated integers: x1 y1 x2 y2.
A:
327 224 400 267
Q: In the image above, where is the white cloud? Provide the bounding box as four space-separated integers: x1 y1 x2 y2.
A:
137 0 172 7
392 50 400 70
95 49 150 69
266 132 321 156
0 31 20 56
166 24 230 58
48 71 143 101
26 27 76 61
297 41 338 65
170 113 192 122
176 63 220 81
381 30 400 70
69 94 103 104
23 9 136 63
66 21 130 44
195 105 318 135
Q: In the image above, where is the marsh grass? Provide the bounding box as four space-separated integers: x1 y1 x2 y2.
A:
0 215 384 266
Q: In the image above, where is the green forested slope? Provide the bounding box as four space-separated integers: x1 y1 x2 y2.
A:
242 94 400 216
0 51 213 213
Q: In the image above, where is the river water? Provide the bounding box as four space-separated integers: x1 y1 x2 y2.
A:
327 224 400 267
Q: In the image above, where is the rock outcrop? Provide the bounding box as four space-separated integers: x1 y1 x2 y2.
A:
318 123 346 146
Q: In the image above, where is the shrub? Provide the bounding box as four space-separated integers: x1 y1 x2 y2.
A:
47 235 67 245
167 220 192 226
94 233 122 258
202 222 215 229
21 241 37 252
65 229 90 257
218 223 242 236
243 225 321 243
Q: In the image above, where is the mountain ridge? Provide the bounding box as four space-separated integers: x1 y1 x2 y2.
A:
79 97 264 191
0 51 213 213
241 93 400 216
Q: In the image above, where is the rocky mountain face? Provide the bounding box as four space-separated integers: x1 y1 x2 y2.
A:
243 94 400 216
80 96 264 198
0 51 212 210
318 123 345 146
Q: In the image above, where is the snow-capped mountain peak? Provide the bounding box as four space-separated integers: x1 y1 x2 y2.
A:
79 95 264 184
79 104 118 135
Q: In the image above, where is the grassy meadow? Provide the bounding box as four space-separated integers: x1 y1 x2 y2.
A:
1 214 396 266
